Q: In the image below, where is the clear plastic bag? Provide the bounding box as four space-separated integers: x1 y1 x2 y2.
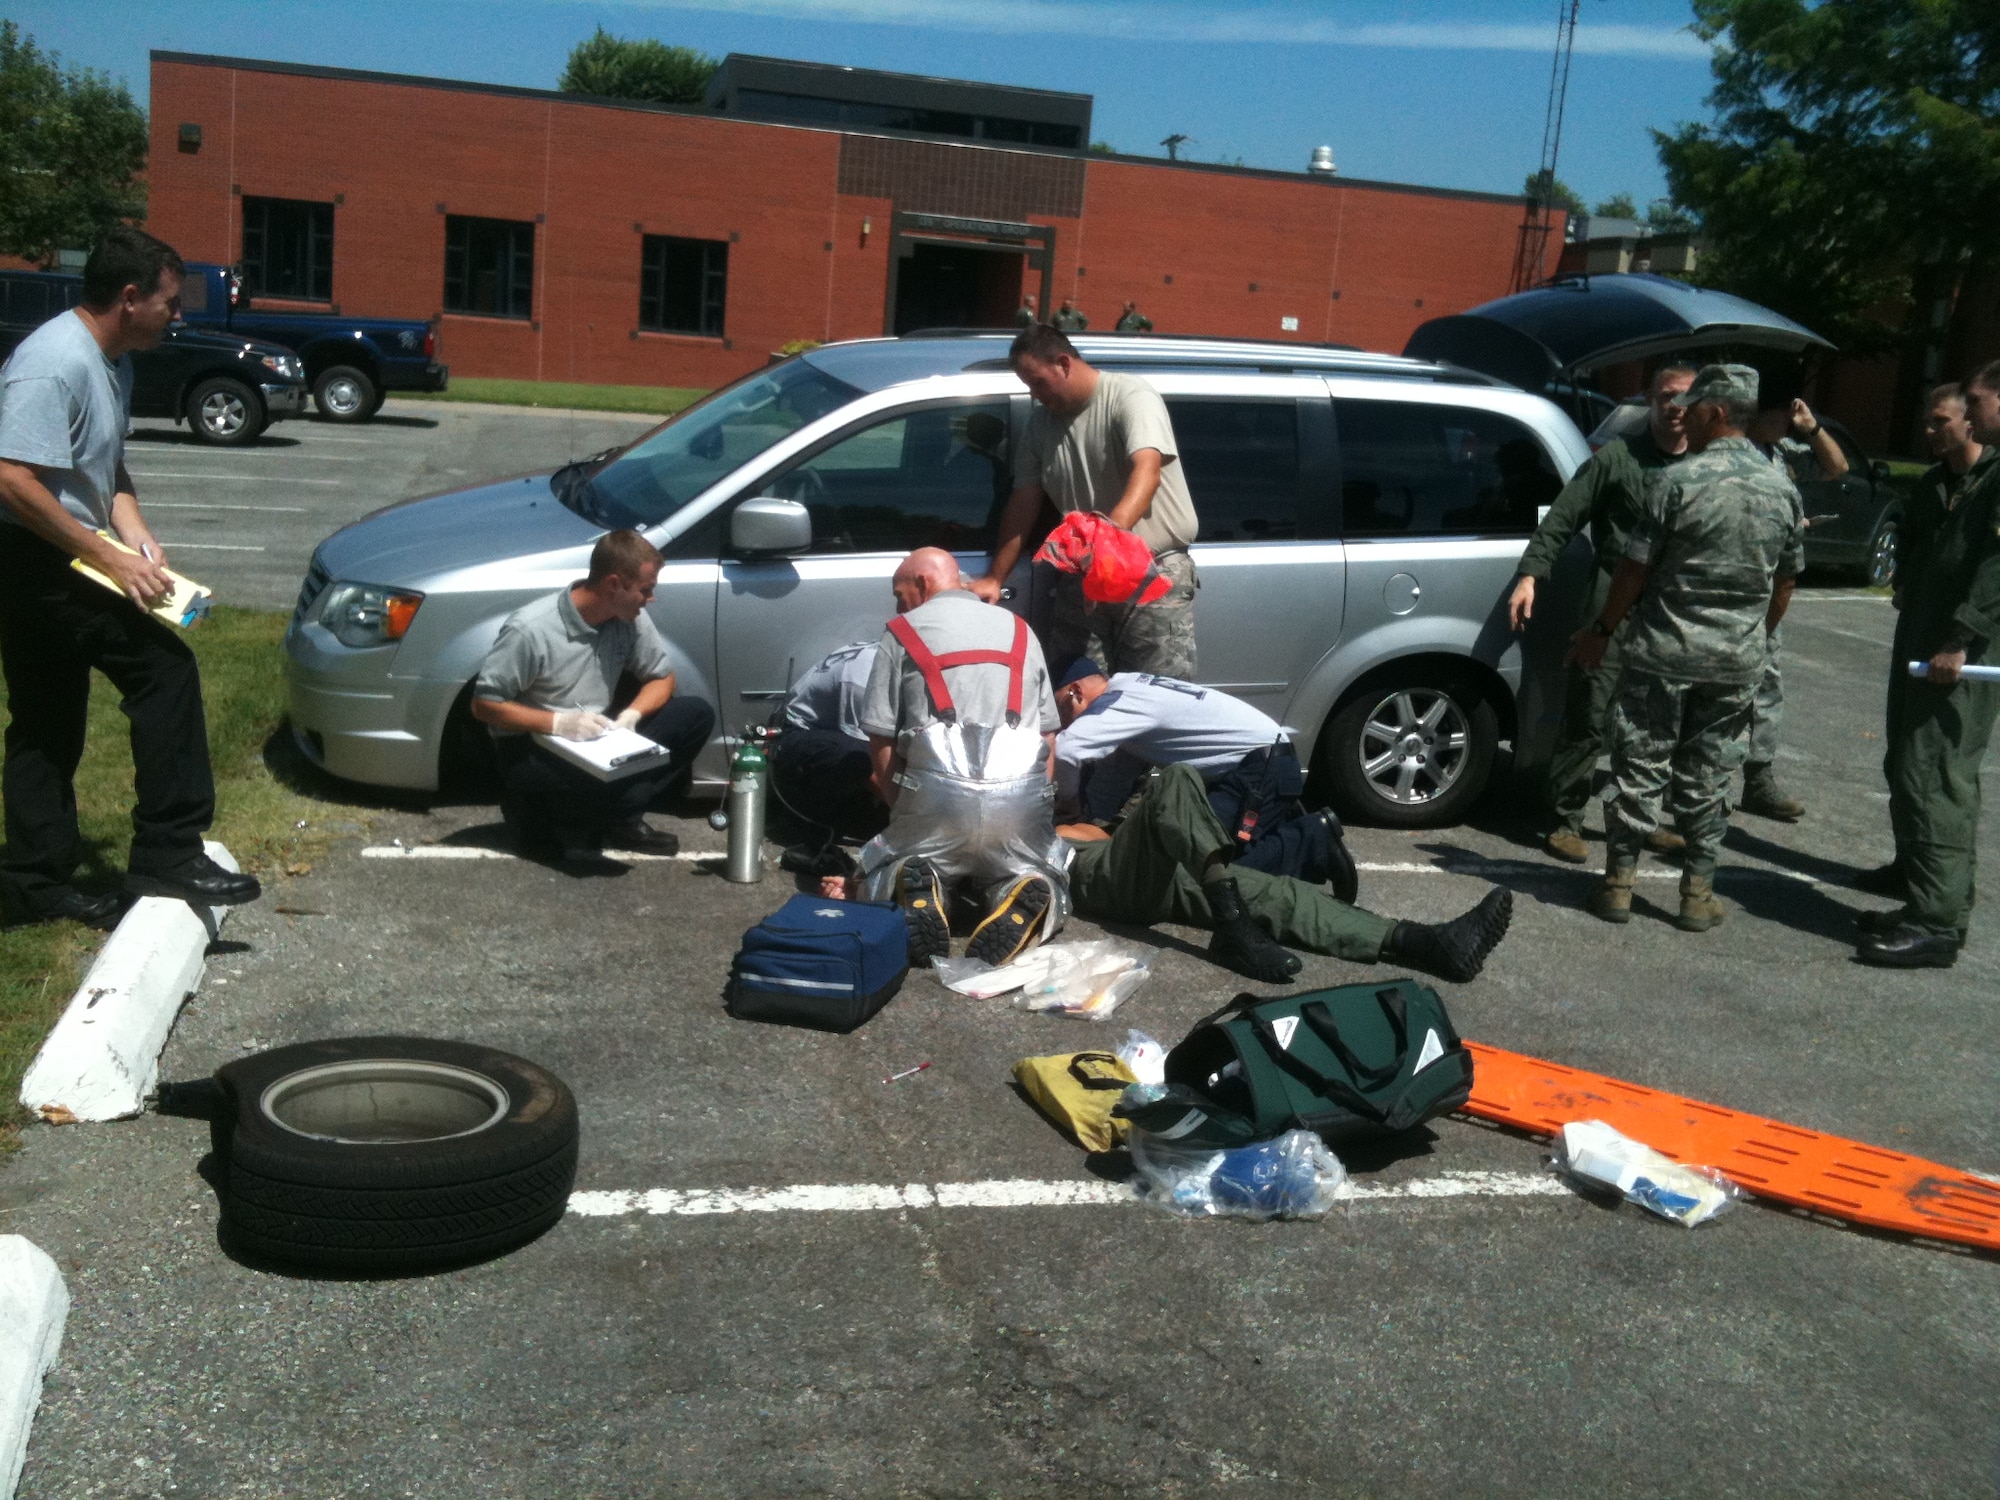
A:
1552 1119 1744 1228
936 939 1151 1020
1116 1030 1166 1086
1128 1126 1350 1220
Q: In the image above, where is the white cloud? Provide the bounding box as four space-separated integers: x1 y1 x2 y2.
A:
587 0 1710 59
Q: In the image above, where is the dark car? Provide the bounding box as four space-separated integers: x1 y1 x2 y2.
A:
0 269 308 445
180 263 447 422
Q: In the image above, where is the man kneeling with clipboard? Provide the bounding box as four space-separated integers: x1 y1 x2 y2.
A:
473 529 714 864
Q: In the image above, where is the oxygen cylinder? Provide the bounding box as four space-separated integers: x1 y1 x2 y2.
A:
724 731 768 883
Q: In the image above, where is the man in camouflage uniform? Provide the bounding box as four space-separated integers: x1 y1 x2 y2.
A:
1737 393 1850 821
1509 363 1695 863
1570 365 1805 931
1854 367 2000 968
1052 298 1088 332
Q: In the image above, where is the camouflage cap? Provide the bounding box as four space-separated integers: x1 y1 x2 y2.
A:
1671 363 1760 409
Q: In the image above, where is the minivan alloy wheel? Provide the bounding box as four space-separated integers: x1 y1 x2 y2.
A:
1357 686 1470 805
1866 518 1899 590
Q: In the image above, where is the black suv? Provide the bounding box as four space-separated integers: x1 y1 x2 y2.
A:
0 270 309 445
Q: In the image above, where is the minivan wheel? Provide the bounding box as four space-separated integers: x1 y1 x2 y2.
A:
314 365 378 422
1864 514 1900 589
1323 674 1498 828
187 376 265 446
208 1036 578 1273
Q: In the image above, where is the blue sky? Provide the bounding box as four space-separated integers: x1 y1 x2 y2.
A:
17 1 1716 207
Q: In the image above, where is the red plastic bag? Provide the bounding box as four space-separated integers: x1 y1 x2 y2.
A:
1033 512 1172 607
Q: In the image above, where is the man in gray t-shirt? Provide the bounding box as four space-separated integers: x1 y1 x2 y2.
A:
473 529 715 861
0 227 260 923
972 325 1200 678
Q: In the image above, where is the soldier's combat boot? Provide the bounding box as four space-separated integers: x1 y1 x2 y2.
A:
1383 887 1513 982
1740 764 1804 821
1676 872 1726 932
1587 866 1636 924
1645 827 1687 856
1204 878 1301 983
1546 827 1588 864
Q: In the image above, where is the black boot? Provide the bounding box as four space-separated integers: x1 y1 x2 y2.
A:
1383 887 1513 983
1205 877 1301 983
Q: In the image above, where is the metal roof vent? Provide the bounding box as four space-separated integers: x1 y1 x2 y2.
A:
1308 145 1337 176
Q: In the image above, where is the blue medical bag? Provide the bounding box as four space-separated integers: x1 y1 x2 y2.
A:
725 895 910 1032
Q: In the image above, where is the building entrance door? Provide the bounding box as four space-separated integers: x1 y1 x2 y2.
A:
893 242 1026 333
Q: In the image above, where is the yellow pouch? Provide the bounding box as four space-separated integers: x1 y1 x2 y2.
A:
1012 1051 1138 1153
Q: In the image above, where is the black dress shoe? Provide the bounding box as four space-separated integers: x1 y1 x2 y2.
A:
606 819 680 857
1851 862 1905 897
27 887 125 929
125 853 262 907
1855 924 1959 969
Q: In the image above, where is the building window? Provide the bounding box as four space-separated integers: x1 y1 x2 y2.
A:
444 216 535 319
639 236 728 338
240 197 334 302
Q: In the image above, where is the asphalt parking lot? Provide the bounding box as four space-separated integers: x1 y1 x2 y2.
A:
126 401 659 611
5 541 1998 1490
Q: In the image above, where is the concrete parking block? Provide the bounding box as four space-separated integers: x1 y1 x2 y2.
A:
18 843 240 1124
0 1236 67 1500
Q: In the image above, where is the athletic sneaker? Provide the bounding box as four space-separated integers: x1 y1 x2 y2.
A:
896 858 951 968
967 876 1052 967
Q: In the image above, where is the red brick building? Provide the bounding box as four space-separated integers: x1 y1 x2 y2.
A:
145 50 1562 390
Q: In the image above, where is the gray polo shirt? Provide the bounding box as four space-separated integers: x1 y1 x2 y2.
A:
0 309 133 532
860 590 1059 753
475 584 675 736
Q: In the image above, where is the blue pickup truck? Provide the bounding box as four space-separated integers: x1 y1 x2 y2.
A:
177 262 448 422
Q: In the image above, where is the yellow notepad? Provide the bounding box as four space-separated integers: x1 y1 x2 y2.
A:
69 532 212 628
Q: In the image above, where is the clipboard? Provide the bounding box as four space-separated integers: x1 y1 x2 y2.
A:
69 531 212 628
531 726 671 782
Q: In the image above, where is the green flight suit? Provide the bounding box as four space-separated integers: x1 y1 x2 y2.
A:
1052 307 1088 332
1065 763 1393 961
1115 309 1153 332
1515 427 1685 831
1884 449 2000 936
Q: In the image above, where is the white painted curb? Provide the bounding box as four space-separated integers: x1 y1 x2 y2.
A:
18 841 240 1123
0 1236 68 1500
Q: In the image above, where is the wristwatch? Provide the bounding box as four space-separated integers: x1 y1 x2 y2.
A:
1804 421 1822 437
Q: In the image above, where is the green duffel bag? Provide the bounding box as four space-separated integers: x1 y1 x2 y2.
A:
1115 979 1475 1148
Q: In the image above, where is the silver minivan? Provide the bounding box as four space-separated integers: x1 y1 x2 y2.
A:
284 334 1593 827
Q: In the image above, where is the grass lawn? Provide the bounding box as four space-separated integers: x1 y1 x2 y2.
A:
0 607 375 1149
400 377 708 417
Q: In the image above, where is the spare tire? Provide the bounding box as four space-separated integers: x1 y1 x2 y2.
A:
210 1036 578 1273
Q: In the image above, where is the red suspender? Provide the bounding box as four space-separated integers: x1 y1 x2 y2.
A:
886 611 1030 724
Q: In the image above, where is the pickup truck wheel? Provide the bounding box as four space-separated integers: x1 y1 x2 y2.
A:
1321 672 1498 829
314 365 378 422
209 1036 579 1274
187 377 265 446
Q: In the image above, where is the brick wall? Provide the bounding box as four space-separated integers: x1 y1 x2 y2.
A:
149 56 1544 389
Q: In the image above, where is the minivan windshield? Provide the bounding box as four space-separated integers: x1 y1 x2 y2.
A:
555 359 861 529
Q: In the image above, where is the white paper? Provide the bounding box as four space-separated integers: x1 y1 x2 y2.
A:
531 726 670 781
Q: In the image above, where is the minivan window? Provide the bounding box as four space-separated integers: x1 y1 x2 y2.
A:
1337 399 1562 538
561 359 861 529
1166 398 1301 542
757 400 1011 555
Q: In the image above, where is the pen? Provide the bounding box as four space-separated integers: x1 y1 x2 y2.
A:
884 1062 931 1084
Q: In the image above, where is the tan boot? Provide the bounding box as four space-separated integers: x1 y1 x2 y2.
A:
1546 827 1588 863
1676 872 1726 932
1587 866 1635 924
1646 827 1686 856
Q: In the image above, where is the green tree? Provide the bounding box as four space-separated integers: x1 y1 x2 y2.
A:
0 22 147 266
560 27 718 105
1655 0 1999 360
1592 192 1639 220
1524 169 1584 217
1088 140 1117 156
1645 198 1698 233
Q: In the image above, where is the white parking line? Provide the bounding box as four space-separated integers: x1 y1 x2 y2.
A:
155 543 267 552
564 1170 1571 1218
128 472 343 486
360 844 721 863
1355 859 1831 886
142 502 308 513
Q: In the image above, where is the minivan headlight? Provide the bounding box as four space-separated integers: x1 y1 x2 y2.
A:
318 582 423 647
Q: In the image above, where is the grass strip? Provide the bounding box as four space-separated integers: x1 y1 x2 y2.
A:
1 607 374 1149
398 377 708 417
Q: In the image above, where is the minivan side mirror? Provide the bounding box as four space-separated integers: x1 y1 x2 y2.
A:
1872 459 1893 483
730 497 813 555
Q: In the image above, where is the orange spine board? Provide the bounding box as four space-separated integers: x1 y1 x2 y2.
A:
1462 1041 2000 1251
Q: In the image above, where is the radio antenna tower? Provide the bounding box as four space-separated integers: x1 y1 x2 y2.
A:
1511 0 1582 291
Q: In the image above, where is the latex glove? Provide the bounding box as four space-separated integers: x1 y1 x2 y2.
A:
614 708 642 731
552 709 614 741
